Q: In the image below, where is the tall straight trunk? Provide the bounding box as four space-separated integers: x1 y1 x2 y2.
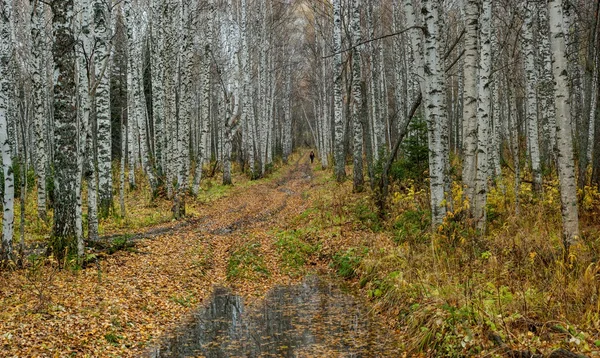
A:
584 0 600 183
474 0 492 230
258 0 268 175
461 0 479 211
508 79 520 215
94 0 112 216
593 40 600 187
332 0 345 182
120 108 126 217
282 68 292 163
0 0 14 261
548 0 580 248
193 42 212 194
422 0 448 227
522 2 543 193
175 0 192 218
351 0 364 192
563 4 587 191
77 0 99 244
151 0 165 176
538 1 556 168
31 2 47 222
51 0 79 259
319 40 329 169
490 73 502 178
366 0 381 161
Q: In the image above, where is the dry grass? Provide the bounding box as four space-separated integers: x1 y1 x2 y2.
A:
296 167 600 356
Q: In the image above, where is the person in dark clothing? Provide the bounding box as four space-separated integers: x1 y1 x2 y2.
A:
309 151 315 164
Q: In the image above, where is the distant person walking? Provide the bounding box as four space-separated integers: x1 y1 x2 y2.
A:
309 151 315 164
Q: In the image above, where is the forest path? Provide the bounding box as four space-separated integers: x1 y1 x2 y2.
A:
0 152 349 357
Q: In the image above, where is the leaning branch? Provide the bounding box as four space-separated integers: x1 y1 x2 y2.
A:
323 25 426 59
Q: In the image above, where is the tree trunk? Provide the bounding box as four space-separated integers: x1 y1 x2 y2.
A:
51 0 79 260
548 0 580 249
474 0 492 231
0 0 14 261
332 0 345 182
31 2 47 222
422 0 448 227
94 0 113 217
461 0 479 212
351 0 364 192
522 2 543 193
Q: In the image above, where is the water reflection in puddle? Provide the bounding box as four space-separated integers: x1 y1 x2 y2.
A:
150 276 402 357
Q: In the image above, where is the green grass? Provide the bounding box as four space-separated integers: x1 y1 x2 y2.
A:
226 241 269 280
331 247 367 279
274 229 319 275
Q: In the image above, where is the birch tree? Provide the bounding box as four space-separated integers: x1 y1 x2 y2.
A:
422 0 448 227
522 1 542 193
351 0 363 192
0 0 14 261
461 0 479 211
474 0 492 230
332 0 345 182
547 0 580 249
31 0 47 222
94 0 113 216
51 0 79 259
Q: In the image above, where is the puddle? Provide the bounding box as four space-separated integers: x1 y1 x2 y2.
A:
149 276 402 357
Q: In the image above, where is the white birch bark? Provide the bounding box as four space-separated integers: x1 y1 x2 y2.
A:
193 0 213 194
120 108 126 217
151 0 165 176
31 2 47 222
522 1 543 193
319 30 329 169
474 0 492 230
0 0 14 260
332 0 345 182
283 68 292 163
461 0 479 211
174 0 192 217
508 80 520 215
548 0 580 247
94 0 112 215
538 1 556 167
51 0 80 258
422 0 447 227
351 0 363 192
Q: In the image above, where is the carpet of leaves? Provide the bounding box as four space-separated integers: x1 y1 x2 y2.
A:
0 154 364 357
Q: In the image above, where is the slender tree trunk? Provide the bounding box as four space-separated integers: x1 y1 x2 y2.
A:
461 0 479 211
351 0 363 192
0 0 14 261
474 0 492 231
95 0 113 216
332 0 345 182
522 2 543 193
31 2 47 222
548 0 580 249
120 108 126 217
51 0 79 260
422 0 448 227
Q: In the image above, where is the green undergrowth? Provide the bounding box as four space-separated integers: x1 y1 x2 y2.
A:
294 165 600 356
226 241 270 281
274 228 320 276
